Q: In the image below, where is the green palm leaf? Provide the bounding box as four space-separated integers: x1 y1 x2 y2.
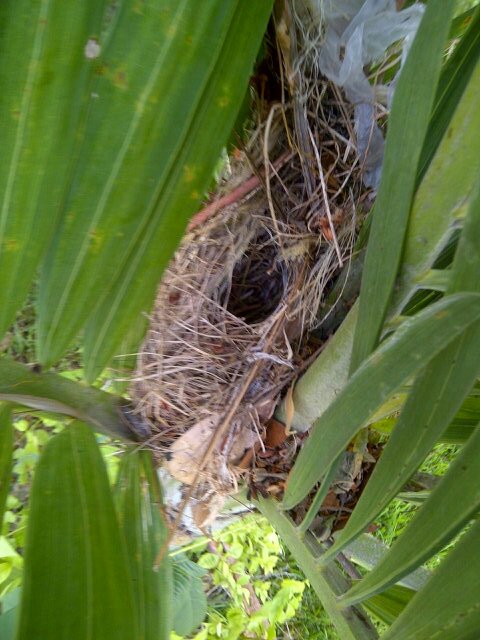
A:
0 0 106 339
17 422 138 640
342 422 480 605
33 0 272 374
391 58 480 315
0 357 137 440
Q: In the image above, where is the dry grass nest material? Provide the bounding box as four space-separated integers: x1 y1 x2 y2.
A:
130 31 374 528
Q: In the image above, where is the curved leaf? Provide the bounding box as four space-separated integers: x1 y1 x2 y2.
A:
0 357 139 441
363 585 414 627
283 293 480 510
342 535 430 592
324 180 480 563
17 422 138 640
391 57 480 314
418 6 480 179
323 183 480 563
83 1 273 381
322 321 480 563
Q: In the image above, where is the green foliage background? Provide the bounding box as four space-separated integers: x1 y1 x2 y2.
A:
1 0 480 638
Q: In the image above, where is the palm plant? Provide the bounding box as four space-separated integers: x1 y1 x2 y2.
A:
1 0 479 638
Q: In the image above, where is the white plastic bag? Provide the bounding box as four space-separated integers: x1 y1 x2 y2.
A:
308 0 424 187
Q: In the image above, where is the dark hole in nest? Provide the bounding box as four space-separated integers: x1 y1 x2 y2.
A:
225 231 286 325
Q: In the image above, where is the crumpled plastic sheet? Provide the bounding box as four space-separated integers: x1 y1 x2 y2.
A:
309 0 424 188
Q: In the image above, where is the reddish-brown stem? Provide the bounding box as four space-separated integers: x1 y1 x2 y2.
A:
187 151 293 232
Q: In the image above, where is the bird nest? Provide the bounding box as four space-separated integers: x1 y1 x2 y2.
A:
127 0 387 529
129 82 369 527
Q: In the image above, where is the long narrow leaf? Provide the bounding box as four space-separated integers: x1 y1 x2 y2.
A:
298 454 343 535
370 389 480 445
115 451 172 640
0 0 106 339
363 585 415 627
0 404 12 529
342 535 430 592
342 422 480 605
17 422 138 640
0 357 140 441
350 0 456 371
37 0 273 373
391 58 480 315
447 180 480 294
382 519 480 640
417 6 480 180
282 293 480 510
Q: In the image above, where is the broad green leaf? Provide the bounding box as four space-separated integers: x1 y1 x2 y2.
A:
82 1 273 381
342 422 480 605
37 0 273 374
283 293 480 510
17 422 138 640
258 498 378 640
383 519 480 639
350 0 456 371
0 357 139 441
172 555 207 636
418 6 480 180
363 585 415 627
391 58 480 315
0 0 106 339
0 405 12 528
115 451 172 640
